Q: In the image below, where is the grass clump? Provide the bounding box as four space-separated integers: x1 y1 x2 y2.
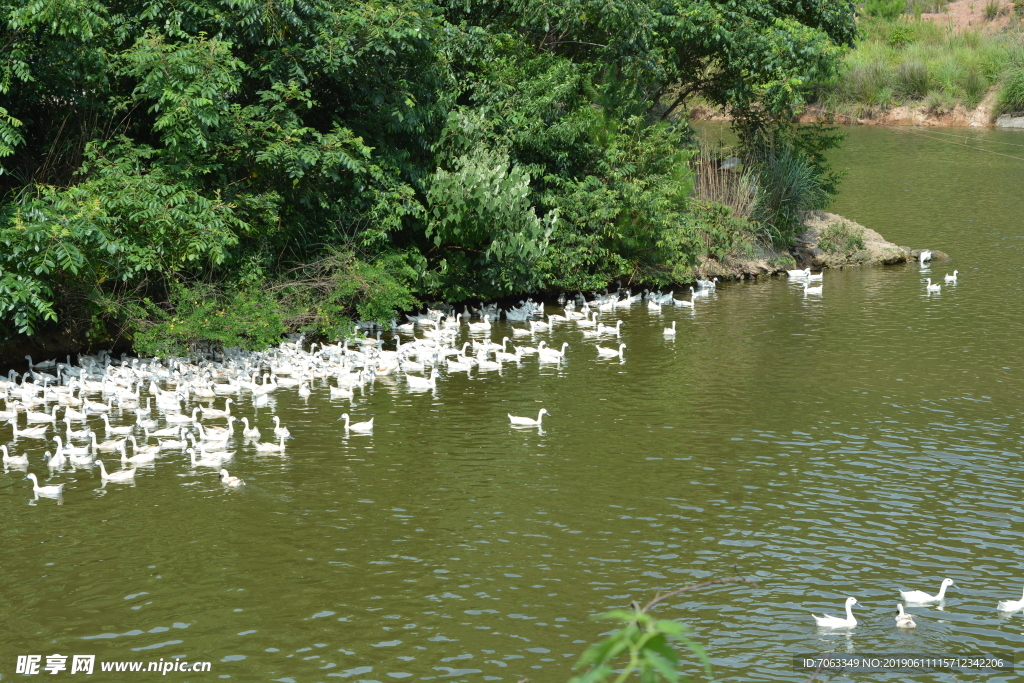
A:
817 219 866 254
813 16 1024 114
998 67 1024 113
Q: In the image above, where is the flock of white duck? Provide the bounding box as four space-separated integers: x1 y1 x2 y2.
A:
814 578 1024 629
1 281 722 501
786 249 958 296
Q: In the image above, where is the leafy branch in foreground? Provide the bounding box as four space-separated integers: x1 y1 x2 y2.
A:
569 577 760 683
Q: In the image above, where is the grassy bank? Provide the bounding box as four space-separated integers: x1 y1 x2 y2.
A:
812 7 1024 118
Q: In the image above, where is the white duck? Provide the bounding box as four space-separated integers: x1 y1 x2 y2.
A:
812 597 858 628
997 587 1024 612
188 447 223 468
895 604 916 628
53 435 89 457
46 449 67 471
537 341 569 362
787 268 810 278
944 270 959 282
240 418 260 439
919 250 932 264
338 414 374 433
24 472 64 498
596 343 627 359
90 432 126 453
803 282 823 296
925 278 941 292
201 398 233 419
663 321 676 336
1 445 29 467
123 437 158 463
272 416 290 438
253 435 288 453
467 315 492 333
901 578 955 603
95 459 136 483
219 469 245 487
508 408 548 427
405 368 437 390
101 414 134 436
12 422 49 439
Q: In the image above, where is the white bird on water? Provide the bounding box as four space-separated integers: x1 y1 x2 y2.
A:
919 250 932 264
219 469 245 487
253 435 288 453
664 321 676 336
803 282 823 296
595 343 627 359
337 413 374 433
925 278 941 293
2 445 29 467
812 597 858 628
997 587 1024 612
895 604 916 628
24 473 63 498
508 408 548 427
95 459 136 483
901 578 955 603
944 270 959 283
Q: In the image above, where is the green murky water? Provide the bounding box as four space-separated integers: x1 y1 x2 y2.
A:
2 126 1024 682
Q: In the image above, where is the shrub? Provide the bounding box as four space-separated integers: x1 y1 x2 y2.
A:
963 68 989 106
984 0 1004 19
130 284 286 357
895 61 931 98
864 0 906 20
888 24 916 48
818 219 866 254
749 144 831 247
999 67 1024 113
923 89 956 113
844 62 891 103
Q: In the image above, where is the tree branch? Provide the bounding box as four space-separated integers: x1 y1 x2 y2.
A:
639 576 760 613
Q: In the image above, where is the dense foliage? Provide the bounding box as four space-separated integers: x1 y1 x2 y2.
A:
0 0 856 350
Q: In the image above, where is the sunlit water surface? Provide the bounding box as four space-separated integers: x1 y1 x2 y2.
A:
2 126 1024 682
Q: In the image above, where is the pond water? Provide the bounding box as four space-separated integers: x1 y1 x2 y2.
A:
2 126 1024 682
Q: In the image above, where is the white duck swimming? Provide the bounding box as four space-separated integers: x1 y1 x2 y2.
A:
812 597 858 628
121 438 158 463
925 278 941 292
219 468 245 487
944 270 958 282
508 408 548 427
405 368 437 390
253 435 288 453
2 445 29 467
272 415 290 438
240 418 260 439
901 578 955 603
997 587 1024 612
24 472 64 498
663 321 676 336
338 413 374 433
895 604 916 628
595 343 627 359
95 459 136 483
46 449 67 471
188 447 223 468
